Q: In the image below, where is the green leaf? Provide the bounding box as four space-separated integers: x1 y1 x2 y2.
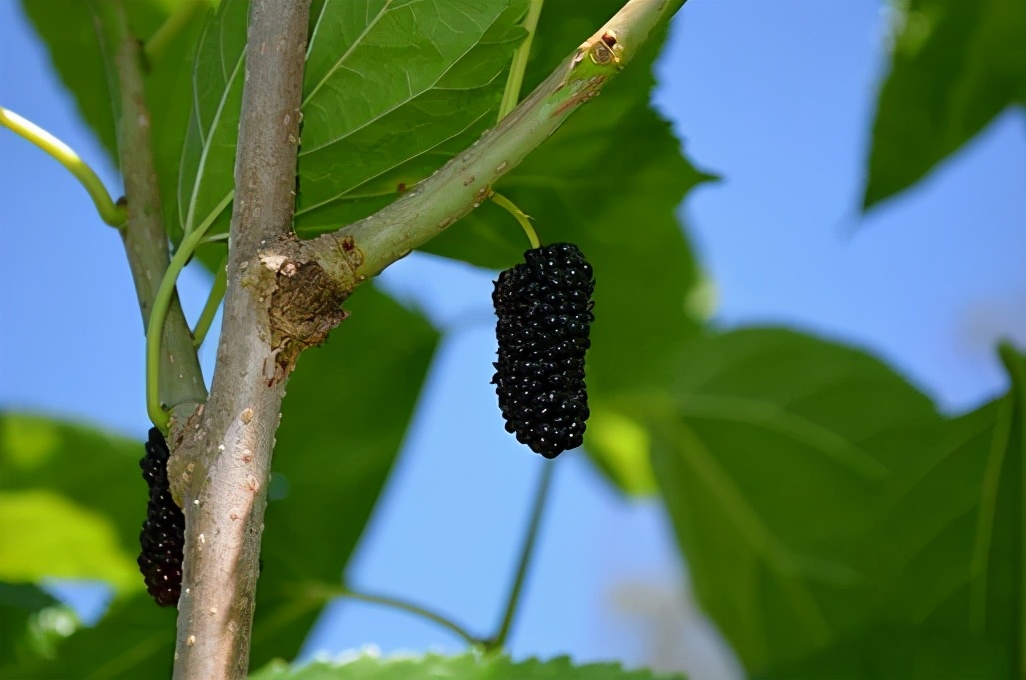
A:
146 3 212 245
7 594 177 680
249 285 439 668
250 653 683 680
425 0 714 496
873 361 1022 640
0 491 139 590
0 413 149 593
764 626 1010 680
648 329 943 673
862 0 1026 210
652 331 1025 677
0 582 63 674
294 0 529 231
176 0 247 239
763 345 1023 679
178 0 529 241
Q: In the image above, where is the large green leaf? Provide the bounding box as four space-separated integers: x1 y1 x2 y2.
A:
765 346 1023 678
178 0 528 240
652 331 1024 677
862 0 1026 210
648 329 943 673
425 0 713 495
250 653 683 680
7 594 178 680
763 626 1010 680
0 412 149 593
249 284 439 668
294 0 528 230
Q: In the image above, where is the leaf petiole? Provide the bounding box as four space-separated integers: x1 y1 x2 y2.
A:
0 106 127 227
192 255 228 348
302 582 485 650
492 192 540 249
143 0 209 65
486 461 556 652
146 191 233 431
497 0 545 122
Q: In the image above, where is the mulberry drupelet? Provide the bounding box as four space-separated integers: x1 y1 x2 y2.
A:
138 428 184 607
492 242 595 458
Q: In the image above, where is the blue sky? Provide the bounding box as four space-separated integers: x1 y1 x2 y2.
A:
1 0 1023 676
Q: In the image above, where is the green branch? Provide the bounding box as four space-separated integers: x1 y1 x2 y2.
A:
0 106 126 227
486 462 556 652
497 0 545 122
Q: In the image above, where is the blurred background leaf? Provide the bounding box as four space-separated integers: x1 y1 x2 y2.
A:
649 328 941 672
250 653 683 680
0 582 63 675
7 593 178 679
862 0 1026 209
652 332 1023 677
0 413 148 592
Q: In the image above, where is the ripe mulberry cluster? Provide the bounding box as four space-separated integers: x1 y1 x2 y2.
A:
138 428 184 607
492 242 594 458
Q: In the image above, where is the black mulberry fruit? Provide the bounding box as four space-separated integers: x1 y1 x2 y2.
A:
492 242 594 458
138 428 184 607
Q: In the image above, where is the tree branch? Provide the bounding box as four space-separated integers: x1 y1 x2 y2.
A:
170 1 310 678
104 1 207 416
304 0 685 282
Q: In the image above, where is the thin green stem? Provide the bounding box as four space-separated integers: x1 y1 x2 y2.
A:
192 255 227 348
344 590 484 650
497 0 545 122
143 0 208 64
304 583 484 649
492 192 540 249
199 233 230 245
147 192 233 431
0 106 126 227
487 461 556 652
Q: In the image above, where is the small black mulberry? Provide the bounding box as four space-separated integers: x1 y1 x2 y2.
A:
492 242 594 458
138 428 184 607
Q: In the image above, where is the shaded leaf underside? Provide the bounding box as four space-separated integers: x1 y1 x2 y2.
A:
651 330 1023 677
